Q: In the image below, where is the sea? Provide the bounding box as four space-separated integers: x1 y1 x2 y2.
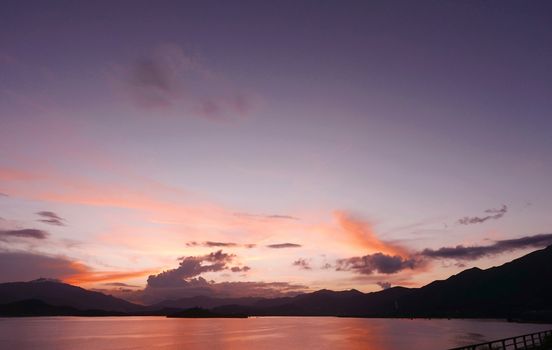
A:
0 316 551 349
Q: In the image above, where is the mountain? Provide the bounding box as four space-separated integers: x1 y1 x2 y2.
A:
0 299 127 316
395 244 552 319
210 286 412 317
0 299 81 316
213 245 552 319
0 279 144 313
1 245 551 319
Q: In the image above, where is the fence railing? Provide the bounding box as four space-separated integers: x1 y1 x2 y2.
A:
449 329 552 350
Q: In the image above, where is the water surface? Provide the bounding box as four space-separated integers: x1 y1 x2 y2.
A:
1 316 550 349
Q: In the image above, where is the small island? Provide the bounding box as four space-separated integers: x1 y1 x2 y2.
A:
167 307 248 319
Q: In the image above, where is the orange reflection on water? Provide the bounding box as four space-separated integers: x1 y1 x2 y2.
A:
1 316 551 350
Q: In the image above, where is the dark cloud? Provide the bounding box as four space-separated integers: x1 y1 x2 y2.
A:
458 205 507 225
421 233 552 260
139 248 306 302
376 281 392 290
0 192 8 197
203 241 238 248
186 241 253 248
36 211 65 226
230 266 251 273
244 244 256 249
0 228 48 240
321 263 333 269
266 243 302 249
103 282 140 288
0 251 81 283
139 277 307 304
292 258 311 270
147 250 235 287
336 252 419 275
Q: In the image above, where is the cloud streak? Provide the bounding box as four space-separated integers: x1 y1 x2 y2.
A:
0 228 48 240
421 233 552 260
235 213 300 220
458 205 508 225
266 243 302 249
186 241 255 248
36 211 65 226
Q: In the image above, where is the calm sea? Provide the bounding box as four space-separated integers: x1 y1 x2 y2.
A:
0 316 550 349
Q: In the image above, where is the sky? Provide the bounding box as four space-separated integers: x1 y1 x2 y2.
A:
1 0 552 303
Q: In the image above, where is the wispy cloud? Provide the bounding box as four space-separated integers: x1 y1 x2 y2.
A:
457 205 508 225
0 228 48 240
292 258 311 270
186 241 254 248
235 213 300 220
36 211 65 226
376 281 392 290
122 44 258 121
266 243 302 249
102 282 140 288
421 233 552 260
334 211 409 257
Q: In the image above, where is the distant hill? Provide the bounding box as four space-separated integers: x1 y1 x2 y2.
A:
395 244 552 319
213 245 552 319
147 295 264 311
1 246 551 320
0 299 127 316
0 279 144 313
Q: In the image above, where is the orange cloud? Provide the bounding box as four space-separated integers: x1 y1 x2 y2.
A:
63 261 156 285
334 211 409 257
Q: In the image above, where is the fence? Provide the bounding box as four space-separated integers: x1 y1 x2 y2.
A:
449 329 552 350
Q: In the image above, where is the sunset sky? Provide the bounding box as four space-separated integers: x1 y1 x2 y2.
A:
1 1 552 303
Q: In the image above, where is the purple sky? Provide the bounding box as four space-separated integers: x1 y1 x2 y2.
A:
1 0 552 301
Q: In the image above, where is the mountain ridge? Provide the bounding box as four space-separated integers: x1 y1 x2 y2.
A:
1 245 551 320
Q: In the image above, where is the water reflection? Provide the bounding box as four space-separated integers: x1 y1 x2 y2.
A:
0 316 550 350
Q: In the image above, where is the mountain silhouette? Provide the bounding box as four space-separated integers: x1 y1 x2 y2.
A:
213 245 552 319
0 279 144 313
1 245 551 320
